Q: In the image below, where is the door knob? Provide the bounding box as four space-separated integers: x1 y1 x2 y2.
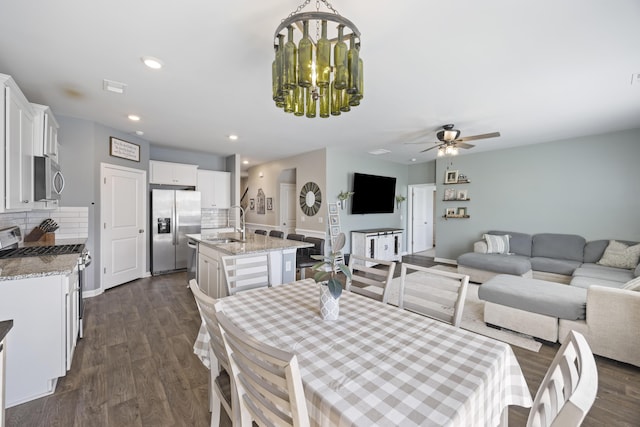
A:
139 229 145 233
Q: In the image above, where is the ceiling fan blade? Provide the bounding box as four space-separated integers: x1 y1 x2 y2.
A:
420 145 440 153
456 132 501 142
457 142 475 149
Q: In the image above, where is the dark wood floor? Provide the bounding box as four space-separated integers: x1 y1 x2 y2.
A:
6 258 640 426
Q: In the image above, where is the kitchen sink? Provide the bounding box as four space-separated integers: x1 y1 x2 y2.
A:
205 237 244 244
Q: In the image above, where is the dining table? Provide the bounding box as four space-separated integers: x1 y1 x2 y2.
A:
193 279 532 427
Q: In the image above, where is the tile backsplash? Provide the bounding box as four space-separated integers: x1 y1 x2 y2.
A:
201 208 229 229
0 207 89 240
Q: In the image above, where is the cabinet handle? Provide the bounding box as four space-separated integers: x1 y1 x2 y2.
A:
22 200 29 203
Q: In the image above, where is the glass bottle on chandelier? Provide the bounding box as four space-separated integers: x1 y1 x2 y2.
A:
316 20 331 87
331 81 341 116
319 85 330 118
333 25 348 90
272 34 285 103
293 86 304 116
305 87 317 118
347 36 360 95
298 20 313 88
284 26 297 90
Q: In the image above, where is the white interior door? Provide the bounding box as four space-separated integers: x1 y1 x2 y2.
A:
279 183 296 235
410 184 435 253
101 163 146 290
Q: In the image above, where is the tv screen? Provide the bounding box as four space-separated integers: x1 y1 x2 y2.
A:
351 173 397 214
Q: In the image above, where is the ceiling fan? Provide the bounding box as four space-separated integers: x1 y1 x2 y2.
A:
415 124 501 154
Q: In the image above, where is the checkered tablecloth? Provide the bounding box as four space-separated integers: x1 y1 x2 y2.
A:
194 280 532 427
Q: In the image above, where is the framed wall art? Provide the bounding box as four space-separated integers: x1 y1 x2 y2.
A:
109 137 140 162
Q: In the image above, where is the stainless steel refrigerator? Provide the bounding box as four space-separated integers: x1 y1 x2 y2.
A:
151 189 201 274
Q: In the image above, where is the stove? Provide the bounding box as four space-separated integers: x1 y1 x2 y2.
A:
0 244 85 259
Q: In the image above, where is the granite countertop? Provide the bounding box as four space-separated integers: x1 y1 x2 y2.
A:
0 319 13 342
187 232 313 255
0 238 87 281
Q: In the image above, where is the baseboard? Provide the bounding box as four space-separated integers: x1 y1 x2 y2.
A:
84 272 152 298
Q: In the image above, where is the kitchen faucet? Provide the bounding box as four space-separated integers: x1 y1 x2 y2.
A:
228 205 246 241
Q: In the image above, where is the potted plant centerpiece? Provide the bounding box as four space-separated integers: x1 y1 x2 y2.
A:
311 232 351 320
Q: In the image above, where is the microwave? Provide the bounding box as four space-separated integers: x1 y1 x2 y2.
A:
34 156 65 201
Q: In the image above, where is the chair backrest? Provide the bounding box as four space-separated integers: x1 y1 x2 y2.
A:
346 254 396 303
286 233 305 242
527 330 598 427
269 230 284 239
303 237 324 257
255 229 267 235
216 310 310 427
222 254 271 296
398 263 469 327
189 279 235 422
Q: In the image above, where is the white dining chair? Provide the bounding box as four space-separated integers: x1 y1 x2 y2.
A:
345 254 396 303
216 308 310 427
189 279 235 427
221 253 271 295
398 263 469 327
527 330 598 427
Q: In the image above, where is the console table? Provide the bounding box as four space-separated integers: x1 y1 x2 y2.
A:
351 228 403 266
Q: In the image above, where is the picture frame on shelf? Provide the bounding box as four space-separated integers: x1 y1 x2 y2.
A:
266 197 273 211
445 208 457 217
444 188 456 200
328 203 338 214
329 214 339 225
457 190 468 200
445 170 459 184
457 207 467 216
458 173 468 182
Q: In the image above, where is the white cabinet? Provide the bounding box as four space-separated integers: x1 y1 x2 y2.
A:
197 170 230 209
31 103 59 162
351 228 403 267
198 244 221 298
64 267 80 371
149 160 198 186
0 271 77 407
2 74 35 211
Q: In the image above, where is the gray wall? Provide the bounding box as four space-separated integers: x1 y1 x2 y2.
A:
326 148 409 254
408 160 436 184
434 128 640 261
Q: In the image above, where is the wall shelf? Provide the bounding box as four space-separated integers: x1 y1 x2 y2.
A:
443 215 470 219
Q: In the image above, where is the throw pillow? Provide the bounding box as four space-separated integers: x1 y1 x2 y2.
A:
597 240 640 269
483 234 510 254
623 276 640 292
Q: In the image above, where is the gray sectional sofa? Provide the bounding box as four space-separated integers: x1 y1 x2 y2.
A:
457 231 640 367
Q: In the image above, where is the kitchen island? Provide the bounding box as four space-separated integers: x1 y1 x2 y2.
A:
186 232 313 298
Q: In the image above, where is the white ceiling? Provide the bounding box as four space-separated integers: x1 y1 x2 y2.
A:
1 0 638 170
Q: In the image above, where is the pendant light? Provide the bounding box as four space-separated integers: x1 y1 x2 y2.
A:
272 0 363 119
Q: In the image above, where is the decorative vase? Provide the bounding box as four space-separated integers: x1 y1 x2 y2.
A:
319 285 340 320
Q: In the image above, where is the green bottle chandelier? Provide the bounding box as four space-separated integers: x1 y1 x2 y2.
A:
272 0 363 118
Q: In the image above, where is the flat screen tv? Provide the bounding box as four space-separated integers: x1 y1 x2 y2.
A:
351 172 397 214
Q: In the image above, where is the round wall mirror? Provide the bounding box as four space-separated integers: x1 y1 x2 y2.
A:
299 182 322 216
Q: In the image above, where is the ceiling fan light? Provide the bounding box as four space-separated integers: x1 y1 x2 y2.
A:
443 129 460 141
437 147 445 157
451 146 459 155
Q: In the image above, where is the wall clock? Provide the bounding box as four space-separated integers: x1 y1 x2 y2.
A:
299 182 322 216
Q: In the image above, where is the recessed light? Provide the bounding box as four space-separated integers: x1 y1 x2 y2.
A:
141 56 163 70
128 114 141 121
411 158 417 162
228 134 239 141
135 130 144 136
243 160 249 165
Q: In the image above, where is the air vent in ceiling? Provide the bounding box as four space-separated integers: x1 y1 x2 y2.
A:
103 79 127 94
368 149 391 155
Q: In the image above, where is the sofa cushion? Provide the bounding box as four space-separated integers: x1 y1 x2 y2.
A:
478 274 587 320
636 263 640 278
532 233 586 262
570 275 628 289
623 276 640 291
457 252 531 276
488 230 532 257
573 264 634 283
483 234 510 254
597 240 640 269
530 257 582 276
583 240 610 263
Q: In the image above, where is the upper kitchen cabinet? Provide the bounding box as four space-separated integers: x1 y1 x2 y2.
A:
149 160 198 186
1 74 35 211
31 103 59 162
197 169 230 209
